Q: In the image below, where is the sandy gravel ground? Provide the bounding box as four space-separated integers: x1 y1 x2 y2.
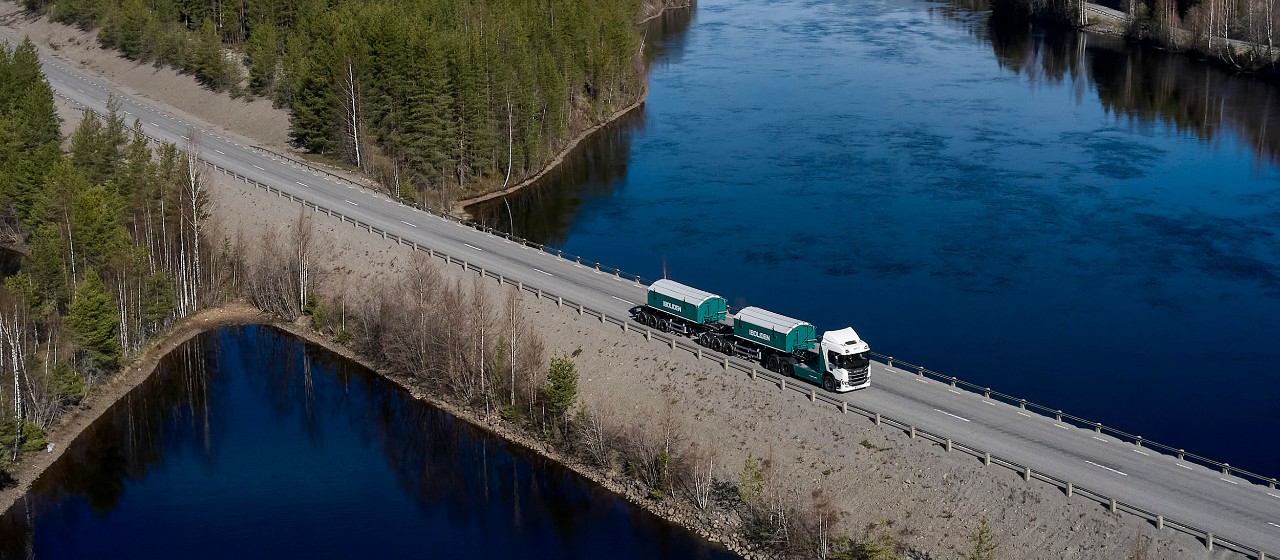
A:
1 3 1237 559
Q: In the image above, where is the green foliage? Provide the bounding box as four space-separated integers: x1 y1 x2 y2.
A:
963 516 998 560
543 354 578 420
143 270 176 329
500 403 518 422
67 268 121 373
842 521 898 560
0 38 61 227
49 360 88 405
0 420 48 468
738 453 764 505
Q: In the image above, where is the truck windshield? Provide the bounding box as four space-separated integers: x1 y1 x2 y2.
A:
830 352 869 369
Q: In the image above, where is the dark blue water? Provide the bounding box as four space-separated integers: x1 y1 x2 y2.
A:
0 326 734 559
473 0 1280 475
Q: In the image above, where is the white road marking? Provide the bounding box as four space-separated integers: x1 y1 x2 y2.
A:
214 150 225 155
1220 478 1239 485
934 409 970 422
1055 424 1069 430
612 296 635 305
344 200 358 206
948 389 962 395
253 165 265 170
982 400 997 406
296 181 309 187
464 243 483 251
1269 493 1280 499
399 221 418 228
1176 463 1193 470
1085 460 1128 476
532 268 553 277
1017 411 1032 418
150 122 160 127
916 378 928 384
1269 522 1280 529
1133 449 1149 456
1092 436 1107 442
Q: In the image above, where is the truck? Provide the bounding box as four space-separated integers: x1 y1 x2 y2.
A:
631 279 871 392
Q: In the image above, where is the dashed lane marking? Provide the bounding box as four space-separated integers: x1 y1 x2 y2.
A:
1085 460 1128 476
1055 424 1069 430
399 221 417 228
916 378 928 384
214 150 225 155
1269 522 1280 529
150 122 160 127
934 409 970 422
948 389 962 395
982 400 997 406
1017 411 1033 418
296 181 309 187
1220 478 1239 485
344 200 358 206
1269 493 1280 499
1177 464 1193 470
253 165 265 170
464 243 483 251
1092 436 1107 442
532 268 553 277
1133 449 1149 456
612 296 635 305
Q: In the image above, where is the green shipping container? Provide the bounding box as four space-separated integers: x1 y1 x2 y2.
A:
647 279 728 324
733 307 817 354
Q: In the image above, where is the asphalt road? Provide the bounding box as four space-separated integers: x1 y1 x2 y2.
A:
5 31 1278 558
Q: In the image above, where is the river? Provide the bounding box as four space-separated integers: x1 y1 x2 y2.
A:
0 326 734 559
470 0 1280 475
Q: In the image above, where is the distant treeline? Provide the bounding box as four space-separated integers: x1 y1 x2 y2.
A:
22 0 674 205
990 0 1279 71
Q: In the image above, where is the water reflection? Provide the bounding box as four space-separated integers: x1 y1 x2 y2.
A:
467 6 693 242
0 326 732 559
979 10 1280 166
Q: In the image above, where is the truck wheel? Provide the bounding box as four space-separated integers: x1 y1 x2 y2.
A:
764 355 780 373
823 374 836 392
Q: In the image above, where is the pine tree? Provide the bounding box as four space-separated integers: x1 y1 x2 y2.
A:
543 353 578 430
963 516 998 560
67 268 121 373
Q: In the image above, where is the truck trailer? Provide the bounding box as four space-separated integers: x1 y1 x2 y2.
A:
631 279 871 392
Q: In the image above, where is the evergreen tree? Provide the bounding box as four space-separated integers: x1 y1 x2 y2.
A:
543 354 578 429
67 268 121 373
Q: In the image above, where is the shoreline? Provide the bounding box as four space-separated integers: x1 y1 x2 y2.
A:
450 92 648 218
0 306 753 557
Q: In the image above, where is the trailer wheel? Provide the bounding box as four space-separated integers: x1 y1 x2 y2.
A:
764 355 780 373
822 374 836 392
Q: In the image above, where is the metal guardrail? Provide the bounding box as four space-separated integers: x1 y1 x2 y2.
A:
61 94 1275 560
869 353 1280 493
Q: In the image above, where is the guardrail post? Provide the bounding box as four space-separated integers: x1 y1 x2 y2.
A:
886 357 893 369
1206 532 1214 551
1258 550 1266 560
1178 449 1186 460
1024 466 1032 481
1065 482 1072 498
1056 410 1063 421
578 303 583 315
497 273 503 284
723 357 729 370
944 438 951 452
841 401 847 414
1019 399 1027 410
1222 463 1230 475
697 348 703 360
623 321 628 333
1096 423 1103 433
462 260 468 271
1135 436 1143 448
909 426 916 439
670 338 675 350
917 366 925 377
600 313 606 324
1270 478 1277 490
1108 498 1117 513
874 412 881 426
750 368 756 380
645 328 651 341
1155 515 1163 530
779 377 785 391
983 452 990 466
984 388 991 398
950 377 958 387
518 281 523 291
537 288 542 299
809 389 816 402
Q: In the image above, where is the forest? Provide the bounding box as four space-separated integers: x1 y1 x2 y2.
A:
19 0 668 207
